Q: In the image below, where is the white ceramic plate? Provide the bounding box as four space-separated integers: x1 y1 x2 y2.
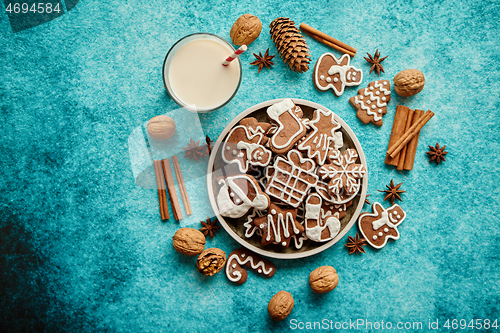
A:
207 98 368 259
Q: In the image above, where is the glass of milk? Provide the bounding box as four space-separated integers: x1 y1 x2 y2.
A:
163 33 242 113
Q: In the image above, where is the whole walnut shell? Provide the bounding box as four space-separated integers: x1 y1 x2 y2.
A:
393 69 425 97
230 14 262 46
309 266 339 294
267 290 294 321
196 248 226 276
172 228 205 256
147 115 176 140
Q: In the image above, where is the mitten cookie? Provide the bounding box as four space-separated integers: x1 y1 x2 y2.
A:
358 202 406 249
314 53 363 97
297 108 341 165
349 80 391 126
266 99 307 154
217 174 270 218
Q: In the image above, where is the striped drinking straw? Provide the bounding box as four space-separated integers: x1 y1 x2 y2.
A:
222 45 247 66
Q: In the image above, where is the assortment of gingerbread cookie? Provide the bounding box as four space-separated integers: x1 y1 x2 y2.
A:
216 98 367 250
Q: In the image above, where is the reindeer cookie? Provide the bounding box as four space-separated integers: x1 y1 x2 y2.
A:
358 202 406 249
314 53 363 97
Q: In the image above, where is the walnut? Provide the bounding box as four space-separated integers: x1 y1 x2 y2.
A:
267 291 294 321
172 228 205 256
230 14 262 46
393 69 425 97
147 115 176 140
309 266 339 293
196 248 226 276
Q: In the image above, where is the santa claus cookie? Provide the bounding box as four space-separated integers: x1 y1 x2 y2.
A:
314 53 363 97
222 123 272 173
217 174 270 219
266 99 307 154
297 108 341 165
358 202 406 249
349 80 391 126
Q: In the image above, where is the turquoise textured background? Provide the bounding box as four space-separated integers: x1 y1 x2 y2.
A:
1 0 499 332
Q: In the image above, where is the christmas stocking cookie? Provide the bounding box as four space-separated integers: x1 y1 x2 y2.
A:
266 99 307 154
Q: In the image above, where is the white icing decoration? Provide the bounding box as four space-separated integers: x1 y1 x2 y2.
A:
358 202 407 249
265 150 318 207
326 77 331 83
352 81 391 122
237 152 244 158
373 235 377 240
314 53 363 96
217 175 270 218
320 75 325 80
304 193 340 242
265 211 300 244
232 264 236 268
378 232 383 237
225 252 274 283
266 99 305 151
271 209 276 214
297 108 341 165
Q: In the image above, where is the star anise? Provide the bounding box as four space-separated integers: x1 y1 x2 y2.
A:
364 194 371 205
427 143 448 164
183 138 205 162
203 135 214 156
378 179 405 205
345 232 367 254
199 216 220 238
250 48 275 73
364 49 388 76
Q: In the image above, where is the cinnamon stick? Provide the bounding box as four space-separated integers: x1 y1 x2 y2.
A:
153 160 169 220
403 109 425 170
300 23 357 56
172 155 192 216
387 110 434 158
308 34 356 58
385 105 410 166
397 108 415 170
162 158 183 220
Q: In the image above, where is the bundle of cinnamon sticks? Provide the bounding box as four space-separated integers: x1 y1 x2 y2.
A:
153 156 192 220
385 106 434 170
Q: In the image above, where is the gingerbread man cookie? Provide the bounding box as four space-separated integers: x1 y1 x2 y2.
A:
253 202 304 247
222 124 272 173
266 150 318 207
349 80 391 126
358 202 406 249
226 248 276 284
266 99 307 154
304 193 341 242
217 174 270 219
297 108 341 165
314 53 363 97
318 149 365 199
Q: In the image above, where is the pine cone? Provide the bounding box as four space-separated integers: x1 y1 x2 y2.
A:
269 17 311 73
